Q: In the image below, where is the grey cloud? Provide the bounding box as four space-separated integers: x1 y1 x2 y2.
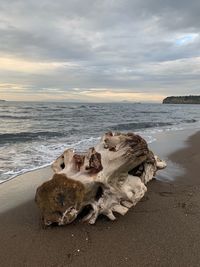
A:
0 0 200 99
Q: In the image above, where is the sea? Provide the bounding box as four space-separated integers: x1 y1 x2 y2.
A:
0 101 200 183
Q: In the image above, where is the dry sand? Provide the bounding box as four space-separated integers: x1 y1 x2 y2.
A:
0 130 200 267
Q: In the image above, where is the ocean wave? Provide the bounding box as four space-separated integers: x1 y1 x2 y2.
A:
0 136 100 182
181 119 197 123
138 111 169 114
0 115 33 119
0 163 51 184
109 119 198 131
80 105 87 108
0 131 63 144
110 122 174 131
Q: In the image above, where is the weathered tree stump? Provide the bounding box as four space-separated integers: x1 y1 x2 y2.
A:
35 132 166 226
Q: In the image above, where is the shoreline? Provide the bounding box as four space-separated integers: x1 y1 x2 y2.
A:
0 163 51 185
0 129 200 266
170 131 200 184
1 125 199 185
0 166 53 213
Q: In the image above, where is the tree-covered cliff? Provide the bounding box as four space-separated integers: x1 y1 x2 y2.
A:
163 95 200 104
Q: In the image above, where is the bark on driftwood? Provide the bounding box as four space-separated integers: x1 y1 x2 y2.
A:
35 132 166 226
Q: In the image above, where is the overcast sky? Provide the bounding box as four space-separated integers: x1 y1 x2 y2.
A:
0 0 200 102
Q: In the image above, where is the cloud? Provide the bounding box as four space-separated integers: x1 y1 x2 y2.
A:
0 56 79 73
0 0 200 101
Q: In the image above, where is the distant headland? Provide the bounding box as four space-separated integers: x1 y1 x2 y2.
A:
163 95 200 104
0 99 6 102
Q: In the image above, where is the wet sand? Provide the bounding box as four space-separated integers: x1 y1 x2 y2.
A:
0 130 200 267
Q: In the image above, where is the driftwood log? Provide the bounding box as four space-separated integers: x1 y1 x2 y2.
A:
35 132 166 226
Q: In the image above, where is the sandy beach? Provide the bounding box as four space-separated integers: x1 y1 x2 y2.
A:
0 129 200 267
